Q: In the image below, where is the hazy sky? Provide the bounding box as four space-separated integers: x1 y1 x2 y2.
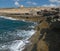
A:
0 0 60 8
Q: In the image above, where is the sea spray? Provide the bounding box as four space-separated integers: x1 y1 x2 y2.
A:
10 30 36 51
0 30 36 51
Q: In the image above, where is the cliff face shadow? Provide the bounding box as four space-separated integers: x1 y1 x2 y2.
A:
45 27 60 51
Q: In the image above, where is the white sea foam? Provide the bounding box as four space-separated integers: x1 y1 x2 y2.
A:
9 40 25 51
29 26 35 28
10 30 35 51
0 30 36 51
0 16 26 22
0 16 19 20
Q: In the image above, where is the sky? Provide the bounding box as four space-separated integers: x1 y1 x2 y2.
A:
0 0 60 8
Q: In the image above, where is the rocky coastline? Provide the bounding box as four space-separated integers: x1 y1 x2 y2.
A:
0 7 60 51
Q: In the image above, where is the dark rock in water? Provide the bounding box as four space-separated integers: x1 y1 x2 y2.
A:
45 21 60 51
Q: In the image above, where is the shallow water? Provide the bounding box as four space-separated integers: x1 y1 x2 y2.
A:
0 16 36 51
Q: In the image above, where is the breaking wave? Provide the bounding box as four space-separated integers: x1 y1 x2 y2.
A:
0 30 35 51
0 16 19 20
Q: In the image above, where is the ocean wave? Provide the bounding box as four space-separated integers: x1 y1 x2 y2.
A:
0 30 36 51
0 16 29 22
10 40 29 51
0 16 20 20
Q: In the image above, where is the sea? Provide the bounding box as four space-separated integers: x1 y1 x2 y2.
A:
0 16 36 51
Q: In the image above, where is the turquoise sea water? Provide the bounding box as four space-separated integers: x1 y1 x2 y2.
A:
0 16 36 51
